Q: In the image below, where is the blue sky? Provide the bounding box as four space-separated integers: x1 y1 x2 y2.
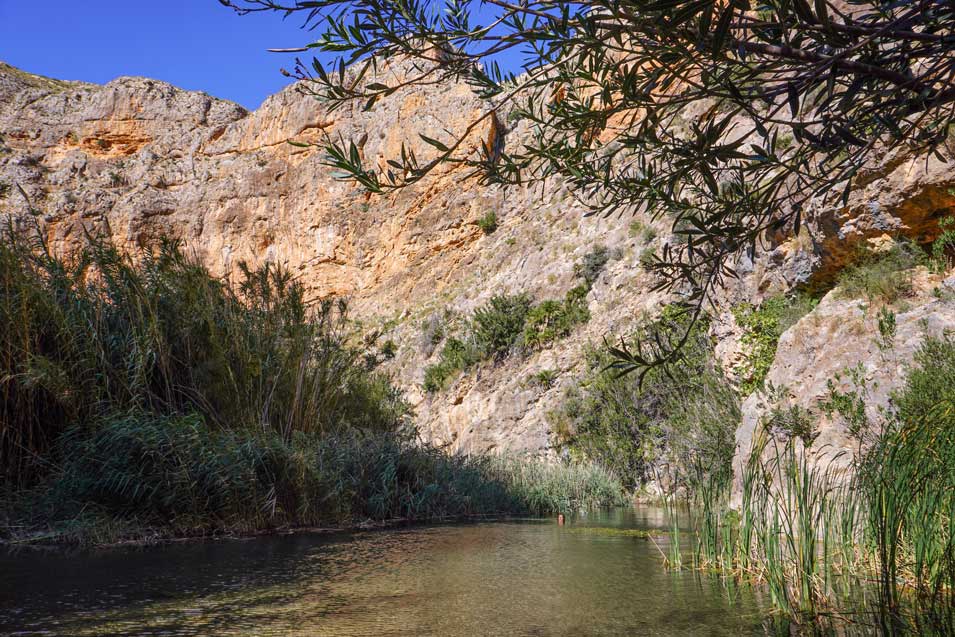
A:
0 1 526 112
0 2 326 110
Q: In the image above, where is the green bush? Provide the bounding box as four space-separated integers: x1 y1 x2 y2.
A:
836 242 921 303
574 245 611 286
423 289 589 392
423 337 477 392
930 216 955 274
522 285 590 349
379 339 397 360
423 294 529 392
733 294 816 396
471 293 532 358
892 334 955 424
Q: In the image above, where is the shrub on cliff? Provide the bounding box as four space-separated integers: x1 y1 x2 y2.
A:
476 211 498 234
471 293 532 358
422 287 591 392
422 336 477 392
573 245 611 287
550 306 738 490
732 294 817 396
522 285 590 349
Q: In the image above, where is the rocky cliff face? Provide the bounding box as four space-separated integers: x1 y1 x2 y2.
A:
1 60 954 471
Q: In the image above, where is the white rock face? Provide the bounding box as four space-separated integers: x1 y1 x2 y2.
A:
732 269 955 501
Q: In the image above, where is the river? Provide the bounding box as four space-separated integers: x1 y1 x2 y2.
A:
1 506 788 636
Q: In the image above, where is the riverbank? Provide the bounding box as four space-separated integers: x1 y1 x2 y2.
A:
0 511 556 550
0 230 626 550
1 422 626 548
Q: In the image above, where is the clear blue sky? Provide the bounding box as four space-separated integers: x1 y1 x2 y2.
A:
0 2 324 110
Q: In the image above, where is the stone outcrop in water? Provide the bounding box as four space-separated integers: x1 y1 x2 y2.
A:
1 60 954 472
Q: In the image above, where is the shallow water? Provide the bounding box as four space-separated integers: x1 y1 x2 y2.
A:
0 507 778 636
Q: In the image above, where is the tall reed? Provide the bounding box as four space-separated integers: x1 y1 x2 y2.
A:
0 224 405 489
672 402 955 628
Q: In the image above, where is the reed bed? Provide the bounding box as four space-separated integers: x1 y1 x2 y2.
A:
667 380 955 630
0 225 625 544
4 415 625 545
0 223 406 489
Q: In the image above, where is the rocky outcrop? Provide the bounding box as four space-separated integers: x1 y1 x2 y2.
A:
0 60 668 455
732 267 955 497
1 60 954 466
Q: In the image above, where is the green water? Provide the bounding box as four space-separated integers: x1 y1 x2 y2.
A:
2 507 774 636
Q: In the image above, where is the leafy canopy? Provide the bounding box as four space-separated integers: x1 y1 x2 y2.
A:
223 0 955 374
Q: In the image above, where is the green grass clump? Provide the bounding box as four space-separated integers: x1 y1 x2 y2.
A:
733 294 817 396
836 242 921 304
856 334 955 612
525 369 557 389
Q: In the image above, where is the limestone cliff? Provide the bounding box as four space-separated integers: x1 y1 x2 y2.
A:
1 60 954 470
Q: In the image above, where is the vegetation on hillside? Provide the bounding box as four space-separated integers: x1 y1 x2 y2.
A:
836 242 923 304
732 294 816 395
550 305 739 492
423 245 609 392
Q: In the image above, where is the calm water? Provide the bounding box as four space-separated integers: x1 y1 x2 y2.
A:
0 507 778 637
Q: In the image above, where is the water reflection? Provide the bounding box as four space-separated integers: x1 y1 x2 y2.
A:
0 507 885 636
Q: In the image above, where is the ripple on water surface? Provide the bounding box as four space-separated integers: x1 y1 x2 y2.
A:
0 507 772 637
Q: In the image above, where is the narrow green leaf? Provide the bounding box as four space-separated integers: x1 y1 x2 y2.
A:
419 134 450 152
